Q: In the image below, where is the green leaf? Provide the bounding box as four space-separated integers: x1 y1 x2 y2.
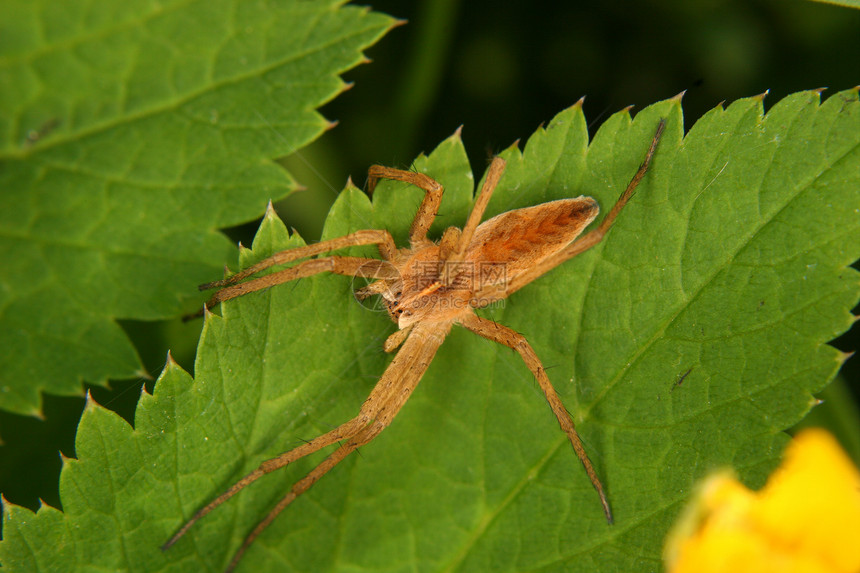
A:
2 90 858 572
804 0 860 9
0 0 397 415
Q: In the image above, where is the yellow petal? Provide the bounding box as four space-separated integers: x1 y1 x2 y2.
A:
753 429 860 572
665 429 860 573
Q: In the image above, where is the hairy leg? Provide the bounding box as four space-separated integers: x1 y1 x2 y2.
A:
454 157 506 257
221 420 387 573
459 313 612 523
204 257 397 309
201 229 398 290
164 321 452 570
367 165 444 246
497 119 665 298
161 415 373 553
440 157 507 287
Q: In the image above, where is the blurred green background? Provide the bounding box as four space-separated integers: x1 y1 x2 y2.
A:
1 0 858 515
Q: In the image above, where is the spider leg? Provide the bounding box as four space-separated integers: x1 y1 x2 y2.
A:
494 119 665 299
367 165 444 246
164 321 452 571
224 321 449 572
201 229 398 290
222 419 382 573
354 277 400 301
383 325 413 352
204 256 398 309
162 414 372 552
438 157 506 287
454 157 506 257
459 313 612 523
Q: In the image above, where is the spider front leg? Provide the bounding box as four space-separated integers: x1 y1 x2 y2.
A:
459 313 613 523
202 256 397 310
201 228 399 290
367 165 444 246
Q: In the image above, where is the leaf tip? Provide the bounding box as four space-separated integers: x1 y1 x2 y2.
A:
325 118 340 132
670 90 687 103
0 493 16 520
165 350 179 370
837 349 855 367
263 200 279 221
84 389 98 412
436 125 465 149
575 95 586 109
752 89 770 102
345 175 359 192
149 351 183 397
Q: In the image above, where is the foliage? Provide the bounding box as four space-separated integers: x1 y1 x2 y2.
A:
807 0 860 9
2 90 858 572
0 0 396 416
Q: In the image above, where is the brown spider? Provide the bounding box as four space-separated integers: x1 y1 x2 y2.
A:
164 119 666 572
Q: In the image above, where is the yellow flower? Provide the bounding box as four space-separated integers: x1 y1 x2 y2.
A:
664 429 860 573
